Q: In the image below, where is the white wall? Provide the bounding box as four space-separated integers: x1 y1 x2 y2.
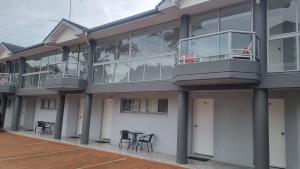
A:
99 92 178 155
191 90 253 167
89 95 103 140
62 95 80 137
4 97 15 129
33 96 57 126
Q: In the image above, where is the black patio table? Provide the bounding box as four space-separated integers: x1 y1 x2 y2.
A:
129 131 143 149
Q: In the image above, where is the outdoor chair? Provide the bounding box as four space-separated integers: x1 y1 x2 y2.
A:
136 134 154 153
34 121 45 135
119 130 132 149
44 122 55 135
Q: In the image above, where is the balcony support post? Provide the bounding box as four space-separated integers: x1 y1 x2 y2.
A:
0 95 7 129
176 90 189 164
253 89 269 169
11 96 22 131
54 94 65 140
87 40 95 85
80 94 92 144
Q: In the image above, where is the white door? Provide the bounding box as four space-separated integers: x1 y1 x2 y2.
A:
193 98 214 156
77 98 84 135
269 99 286 168
102 99 114 140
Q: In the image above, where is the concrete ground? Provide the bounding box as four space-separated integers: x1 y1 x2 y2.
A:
7 130 254 169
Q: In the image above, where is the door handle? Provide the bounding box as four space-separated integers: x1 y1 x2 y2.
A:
194 125 198 128
281 132 285 136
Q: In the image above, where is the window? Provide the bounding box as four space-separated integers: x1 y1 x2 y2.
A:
268 37 297 72
220 2 252 32
146 98 168 113
121 98 141 112
191 11 218 36
41 98 56 110
23 50 62 88
93 21 179 84
268 0 297 36
121 98 168 114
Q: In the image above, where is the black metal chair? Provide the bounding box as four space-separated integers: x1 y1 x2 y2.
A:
136 134 155 153
34 121 45 134
119 130 132 149
44 122 55 135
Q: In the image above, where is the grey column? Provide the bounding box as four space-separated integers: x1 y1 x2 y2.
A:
17 58 25 89
87 40 95 86
176 90 189 164
0 95 7 129
11 96 22 131
62 46 69 62
54 94 65 140
80 94 92 144
253 0 267 74
253 89 269 169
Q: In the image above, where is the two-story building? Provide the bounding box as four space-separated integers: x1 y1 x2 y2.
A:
0 0 299 169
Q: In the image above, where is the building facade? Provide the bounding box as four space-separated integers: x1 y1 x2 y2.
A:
0 0 299 169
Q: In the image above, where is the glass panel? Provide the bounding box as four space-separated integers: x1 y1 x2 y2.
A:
41 56 48 72
268 37 297 72
115 61 129 82
24 57 41 73
65 63 77 77
268 0 297 35
145 57 161 80
49 52 62 65
32 74 39 88
79 44 88 63
102 41 117 62
146 98 158 112
190 35 219 61
49 63 63 77
93 65 104 84
39 73 47 88
162 27 180 53
231 32 253 57
116 39 130 60
161 54 175 79
130 59 144 82
220 2 252 31
131 35 146 58
23 75 31 88
69 45 79 62
103 63 115 83
191 11 219 36
145 32 162 57
94 43 106 63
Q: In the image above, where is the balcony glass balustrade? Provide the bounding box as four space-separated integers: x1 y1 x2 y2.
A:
0 73 17 85
48 61 87 80
175 31 259 65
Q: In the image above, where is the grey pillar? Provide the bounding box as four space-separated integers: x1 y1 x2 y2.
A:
11 96 22 131
177 90 189 164
253 89 269 169
253 0 267 73
87 40 95 86
62 46 69 62
0 95 7 129
54 94 65 140
17 58 25 89
180 15 190 56
80 94 93 144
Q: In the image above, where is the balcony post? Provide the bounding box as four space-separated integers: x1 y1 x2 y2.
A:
11 96 22 131
180 15 190 60
54 94 65 140
62 46 69 78
0 95 7 129
253 89 269 169
87 40 95 86
176 90 189 164
253 0 267 73
17 58 25 89
80 94 92 144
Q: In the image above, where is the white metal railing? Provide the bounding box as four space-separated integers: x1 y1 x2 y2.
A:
0 73 17 85
47 61 88 80
175 30 260 65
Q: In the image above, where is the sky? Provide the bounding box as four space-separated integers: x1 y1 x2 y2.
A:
0 0 161 47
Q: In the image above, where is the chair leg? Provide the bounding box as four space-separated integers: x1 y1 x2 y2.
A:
147 143 149 153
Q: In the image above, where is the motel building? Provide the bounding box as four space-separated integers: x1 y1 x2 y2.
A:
0 0 300 169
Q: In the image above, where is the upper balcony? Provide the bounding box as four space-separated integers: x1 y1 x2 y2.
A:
0 73 18 93
45 61 88 91
173 30 261 86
